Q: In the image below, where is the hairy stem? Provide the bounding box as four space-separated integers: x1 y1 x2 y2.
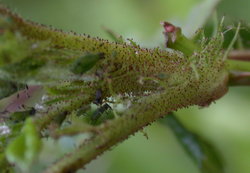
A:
44 69 228 173
0 4 232 172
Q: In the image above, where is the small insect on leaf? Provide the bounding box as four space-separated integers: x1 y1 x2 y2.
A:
91 103 112 122
70 53 104 75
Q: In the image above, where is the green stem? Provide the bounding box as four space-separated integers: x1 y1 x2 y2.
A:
229 50 250 61
43 69 228 173
227 60 250 72
0 5 175 61
0 5 231 172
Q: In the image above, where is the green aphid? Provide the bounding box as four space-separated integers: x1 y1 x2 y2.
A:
70 53 104 74
91 103 112 122
80 103 114 125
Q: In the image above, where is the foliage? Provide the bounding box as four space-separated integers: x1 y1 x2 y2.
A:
6 118 42 172
161 113 223 173
0 1 249 173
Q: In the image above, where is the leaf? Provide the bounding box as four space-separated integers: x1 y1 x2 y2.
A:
0 153 13 173
160 113 223 173
2 56 46 78
70 53 103 75
5 118 42 172
0 31 31 66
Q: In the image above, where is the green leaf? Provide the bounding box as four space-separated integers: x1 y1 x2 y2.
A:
5 118 42 172
2 56 46 77
0 153 13 173
160 113 223 173
0 31 31 66
70 53 103 74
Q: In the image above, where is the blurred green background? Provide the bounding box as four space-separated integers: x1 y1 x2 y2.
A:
1 0 250 172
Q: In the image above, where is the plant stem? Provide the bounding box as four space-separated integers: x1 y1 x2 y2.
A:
43 70 228 173
228 50 250 61
229 71 250 86
0 5 233 172
227 60 250 72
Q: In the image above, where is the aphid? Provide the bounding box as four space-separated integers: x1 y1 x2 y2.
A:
91 103 112 121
